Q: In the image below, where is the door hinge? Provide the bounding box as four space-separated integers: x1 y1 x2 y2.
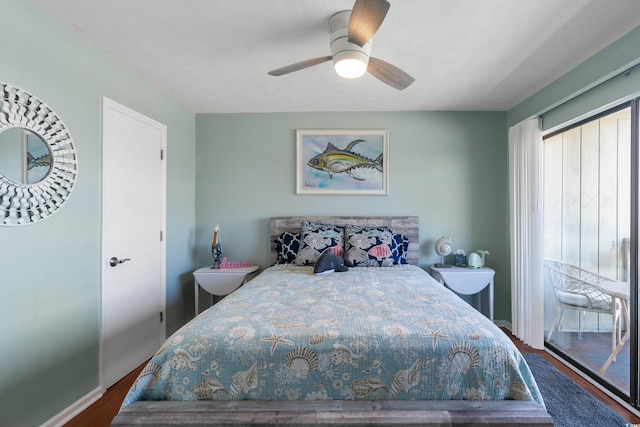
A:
160 230 163 241
160 149 164 160
160 311 163 323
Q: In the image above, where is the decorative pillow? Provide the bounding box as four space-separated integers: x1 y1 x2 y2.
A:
274 232 300 264
345 224 395 267
391 233 410 264
295 221 345 265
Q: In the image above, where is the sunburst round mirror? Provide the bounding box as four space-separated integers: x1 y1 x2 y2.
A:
0 82 78 225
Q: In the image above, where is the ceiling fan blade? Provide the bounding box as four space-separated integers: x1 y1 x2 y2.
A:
348 0 390 47
268 56 333 76
367 57 415 90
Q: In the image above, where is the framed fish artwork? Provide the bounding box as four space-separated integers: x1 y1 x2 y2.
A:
296 129 389 195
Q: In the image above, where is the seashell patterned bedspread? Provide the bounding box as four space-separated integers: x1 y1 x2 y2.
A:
120 264 544 409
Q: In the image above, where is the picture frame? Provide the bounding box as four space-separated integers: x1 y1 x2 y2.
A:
296 129 389 195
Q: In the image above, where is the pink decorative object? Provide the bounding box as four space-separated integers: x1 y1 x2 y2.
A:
329 246 344 257
368 244 392 261
219 257 253 269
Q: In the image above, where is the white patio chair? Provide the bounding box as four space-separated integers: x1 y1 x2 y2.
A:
543 258 625 360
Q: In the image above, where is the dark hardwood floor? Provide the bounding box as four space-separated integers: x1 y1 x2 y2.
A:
64 363 145 427
65 329 640 426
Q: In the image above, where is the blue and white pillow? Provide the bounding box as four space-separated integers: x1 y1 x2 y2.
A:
274 232 300 264
391 233 410 264
345 225 395 267
295 221 345 266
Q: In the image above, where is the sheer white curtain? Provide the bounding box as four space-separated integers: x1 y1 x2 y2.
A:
509 118 544 349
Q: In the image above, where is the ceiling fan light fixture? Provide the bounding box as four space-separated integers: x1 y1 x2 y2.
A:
334 51 369 79
329 14 371 80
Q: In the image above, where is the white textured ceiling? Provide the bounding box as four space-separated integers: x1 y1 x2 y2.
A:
28 0 640 113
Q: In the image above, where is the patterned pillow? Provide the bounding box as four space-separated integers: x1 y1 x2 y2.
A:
345 225 395 266
295 221 345 265
274 232 300 264
391 233 410 264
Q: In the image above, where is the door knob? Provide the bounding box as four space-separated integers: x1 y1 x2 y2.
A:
109 257 131 267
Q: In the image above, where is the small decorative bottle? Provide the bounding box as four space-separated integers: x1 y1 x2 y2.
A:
211 224 223 268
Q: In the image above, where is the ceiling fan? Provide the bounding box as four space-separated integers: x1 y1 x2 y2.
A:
268 0 414 90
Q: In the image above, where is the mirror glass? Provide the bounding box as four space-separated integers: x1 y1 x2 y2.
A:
0 127 52 184
0 82 78 226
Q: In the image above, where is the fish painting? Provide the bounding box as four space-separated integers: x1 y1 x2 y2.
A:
26 152 51 170
307 139 382 181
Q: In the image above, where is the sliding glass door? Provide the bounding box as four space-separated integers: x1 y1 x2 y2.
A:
543 103 634 400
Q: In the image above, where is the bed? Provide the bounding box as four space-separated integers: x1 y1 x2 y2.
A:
113 216 552 426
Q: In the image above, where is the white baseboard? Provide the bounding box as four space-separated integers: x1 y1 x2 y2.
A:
40 387 103 427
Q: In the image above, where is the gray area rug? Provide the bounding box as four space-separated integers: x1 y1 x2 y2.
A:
524 353 627 426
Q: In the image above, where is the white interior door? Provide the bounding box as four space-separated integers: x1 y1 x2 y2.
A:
101 97 166 390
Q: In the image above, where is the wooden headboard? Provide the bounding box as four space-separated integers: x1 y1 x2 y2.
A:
270 216 419 266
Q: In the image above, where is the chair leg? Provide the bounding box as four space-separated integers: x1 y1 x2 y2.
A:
578 310 584 340
547 306 563 341
617 306 623 344
611 306 621 363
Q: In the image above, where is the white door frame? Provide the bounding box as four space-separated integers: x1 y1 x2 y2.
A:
99 97 167 392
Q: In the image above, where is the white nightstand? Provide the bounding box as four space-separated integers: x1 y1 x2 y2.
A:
430 265 495 321
193 265 259 314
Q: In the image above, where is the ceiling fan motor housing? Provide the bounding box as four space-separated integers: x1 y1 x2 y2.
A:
329 11 372 74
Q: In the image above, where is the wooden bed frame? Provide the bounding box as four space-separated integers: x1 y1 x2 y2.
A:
112 216 553 426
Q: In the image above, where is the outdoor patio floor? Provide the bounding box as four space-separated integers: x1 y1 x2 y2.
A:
547 330 630 393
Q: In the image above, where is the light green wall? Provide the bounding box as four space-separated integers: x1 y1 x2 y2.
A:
508 25 640 127
195 111 510 316
0 1 196 426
